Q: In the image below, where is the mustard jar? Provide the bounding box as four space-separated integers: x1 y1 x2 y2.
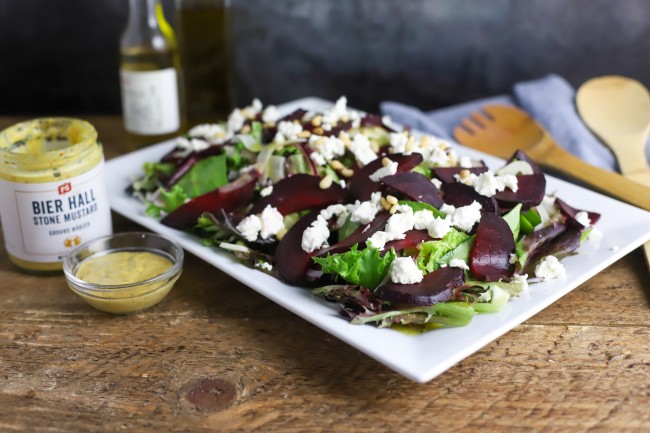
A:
0 118 113 273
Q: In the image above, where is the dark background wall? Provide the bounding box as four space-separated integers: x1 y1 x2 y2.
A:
2 0 649 116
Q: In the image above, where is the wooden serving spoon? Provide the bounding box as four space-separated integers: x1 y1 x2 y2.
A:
576 75 650 269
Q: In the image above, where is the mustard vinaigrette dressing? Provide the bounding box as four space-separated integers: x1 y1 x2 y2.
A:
0 118 113 272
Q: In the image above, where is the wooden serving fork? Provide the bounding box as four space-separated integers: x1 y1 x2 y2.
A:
452 104 650 211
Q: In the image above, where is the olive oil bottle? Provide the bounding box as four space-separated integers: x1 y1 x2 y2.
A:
120 0 183 148
175 0 233 126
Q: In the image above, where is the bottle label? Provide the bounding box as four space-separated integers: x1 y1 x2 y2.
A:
120 68 180 135
0 162 113 263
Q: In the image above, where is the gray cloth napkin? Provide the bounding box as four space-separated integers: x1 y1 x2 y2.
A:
380 73 650 172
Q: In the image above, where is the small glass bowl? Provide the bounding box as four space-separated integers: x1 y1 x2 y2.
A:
63 232 183 314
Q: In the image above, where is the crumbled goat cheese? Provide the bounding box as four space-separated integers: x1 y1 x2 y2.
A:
428 216 453 239
348 192 382 224
511 273 529 291
473 172 518 197
237 214 262 242
262 105 281 124
348 133 377 166
188 123 227 141
301 215 330 253
227 109 246 133
176 137 210 155
389 257 423 284
534 256 566 281
259 206 285 239
388 132 409 154
451 201 482 232
440 203 456 215
274 121 303 143
384 206 415 235
308 135 345 166
322 96 349 126
241 98 263 119
369 160 398 182
367 231 394 250
413 210 435 230
431 178 443 189
575 211 591 227
459 156 473 168
449 258 470 270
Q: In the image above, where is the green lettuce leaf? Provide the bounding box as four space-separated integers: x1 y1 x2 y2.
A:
502 203 522 239
146 185 188 217
132 161 176 192
398 200 446 218
313 245 396 290
351 302 476 328
417 229 470 273
175 154 228 198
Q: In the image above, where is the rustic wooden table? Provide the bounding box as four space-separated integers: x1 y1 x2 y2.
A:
1 117 649 432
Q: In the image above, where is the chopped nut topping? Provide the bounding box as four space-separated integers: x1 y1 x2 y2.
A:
319 174 333 189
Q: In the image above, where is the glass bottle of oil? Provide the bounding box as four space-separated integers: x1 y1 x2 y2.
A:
175 0 233 127
120 0 183 148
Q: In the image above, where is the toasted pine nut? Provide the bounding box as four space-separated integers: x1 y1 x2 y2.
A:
297 130 311 138
381 157 392 167
386 195 398 205
313 127 324 135
240 124 251 134
405 136 415 152
459 169 471 179
276 228 287 241
330 160 344 171
380 197 391 210
418 135 430 149
311 115 322 127
371 141 380 153
389 203 399 214
315 136 328 145
319 174 333 189
339 132 352 147
341 168 354 178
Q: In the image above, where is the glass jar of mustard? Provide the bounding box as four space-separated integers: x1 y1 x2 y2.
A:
0 118 113 273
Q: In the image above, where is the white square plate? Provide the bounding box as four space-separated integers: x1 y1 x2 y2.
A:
106 97 650 382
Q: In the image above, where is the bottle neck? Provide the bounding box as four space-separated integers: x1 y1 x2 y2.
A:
123 0 167 50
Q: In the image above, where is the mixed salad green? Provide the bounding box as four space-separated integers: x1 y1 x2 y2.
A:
129 97 599 332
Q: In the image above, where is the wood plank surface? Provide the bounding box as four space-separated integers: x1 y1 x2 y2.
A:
1 117 649 432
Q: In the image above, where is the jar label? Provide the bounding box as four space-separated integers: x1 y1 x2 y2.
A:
0 162 113 263
120 68 180 135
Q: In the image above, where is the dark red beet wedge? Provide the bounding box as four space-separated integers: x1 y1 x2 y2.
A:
494 173 546 209
432 166 488 184
162 171 259 229
347 153 423 201
275 210 322 285
384 230 432 255
441 182 498 214
376 267 465 307
522 225 582 273
250 174 345 215
382 171 444 208
470 213 516 281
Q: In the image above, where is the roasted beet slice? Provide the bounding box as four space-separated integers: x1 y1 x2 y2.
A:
316 212 390 257
382 172 444 208
507 150 542 174
555 198 601 227
376 267 465 307
274 210 322 285
383 230 432 255
494 173 546 209
162 171 259 229
470 214 515 281
441 182 498 214
250 174 345 215
432 166 488 184
360 114 397 132
347 153 423 201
